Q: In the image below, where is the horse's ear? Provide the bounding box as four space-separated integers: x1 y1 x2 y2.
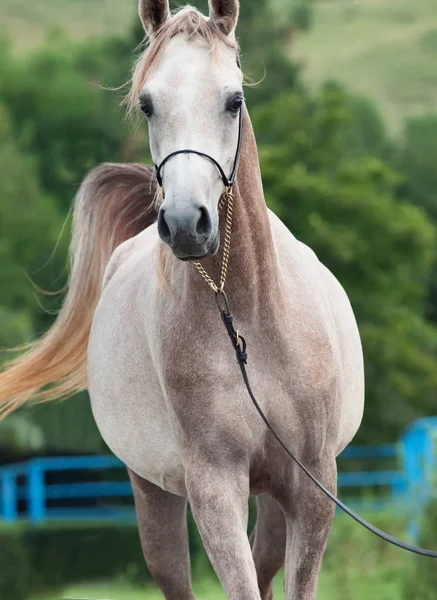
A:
208 0 239 36
139 0 170 36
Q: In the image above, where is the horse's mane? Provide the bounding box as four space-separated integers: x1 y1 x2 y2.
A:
125 6 238 114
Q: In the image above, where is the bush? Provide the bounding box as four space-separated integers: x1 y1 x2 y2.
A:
291 1 313 32
322 511 415 599
0 522 149 598
0 511 219 596
29 523 151 591
0 500 258 597
0 527 33 600
397 115 437 222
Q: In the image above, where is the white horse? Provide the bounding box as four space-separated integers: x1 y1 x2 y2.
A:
0 1 364 598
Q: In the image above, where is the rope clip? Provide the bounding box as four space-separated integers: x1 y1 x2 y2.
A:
215 289 231 316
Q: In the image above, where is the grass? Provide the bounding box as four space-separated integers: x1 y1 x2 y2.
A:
29 574 370 600
295 0 437 129
31 575 285 599
0 0 136 49
28 564 408 600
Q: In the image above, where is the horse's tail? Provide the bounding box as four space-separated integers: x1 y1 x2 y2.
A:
0 162 157 419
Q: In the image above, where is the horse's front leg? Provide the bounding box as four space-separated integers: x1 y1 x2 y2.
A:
128 470 195 600
280 457 337 600
186 453 261 600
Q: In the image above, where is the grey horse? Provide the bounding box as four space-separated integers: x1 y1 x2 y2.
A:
0 1 364 598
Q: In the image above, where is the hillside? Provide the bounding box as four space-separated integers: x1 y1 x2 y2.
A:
1 0 437 128
295 0 437 129
0 0 135 48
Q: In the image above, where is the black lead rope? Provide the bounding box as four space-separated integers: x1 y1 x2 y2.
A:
215 291 437 559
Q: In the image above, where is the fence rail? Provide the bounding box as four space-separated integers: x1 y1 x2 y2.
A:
1 418 436 526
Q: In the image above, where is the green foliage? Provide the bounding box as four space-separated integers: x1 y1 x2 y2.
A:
0 37 129 203
338 93 393 160
0 528 32 600
0 512 210 598
0 522 148 597
395 115 437 322
397 115 437 222
0 414 45 451
0 307 32 351
291 0 313 32
0 104 67 339
27 523 149 591
0 141 64 306
321 512 414 599
28 393 105 453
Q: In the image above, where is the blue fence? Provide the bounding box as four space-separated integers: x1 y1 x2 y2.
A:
0 455 132 523
1 417 436 527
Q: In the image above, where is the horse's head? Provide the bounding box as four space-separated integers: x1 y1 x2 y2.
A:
133 0 243 260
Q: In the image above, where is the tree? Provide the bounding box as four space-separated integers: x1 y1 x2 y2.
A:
0 103 66 338
395 115 437 322
0 34 144 206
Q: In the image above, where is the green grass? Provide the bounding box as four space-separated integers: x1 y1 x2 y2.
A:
0 0 136 49
296 0 437 129
31 575 285 599
28 564 408 600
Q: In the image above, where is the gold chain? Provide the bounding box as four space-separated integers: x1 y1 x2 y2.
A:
193 187 234 294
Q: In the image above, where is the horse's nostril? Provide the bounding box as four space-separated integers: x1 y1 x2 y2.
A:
157 209 171 242
196 206 212 237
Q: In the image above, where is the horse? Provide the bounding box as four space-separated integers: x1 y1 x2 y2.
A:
0 1 365 598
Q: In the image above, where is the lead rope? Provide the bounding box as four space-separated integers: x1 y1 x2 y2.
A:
192 195 437 559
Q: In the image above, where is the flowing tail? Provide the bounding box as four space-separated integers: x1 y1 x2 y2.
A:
0 162 157 419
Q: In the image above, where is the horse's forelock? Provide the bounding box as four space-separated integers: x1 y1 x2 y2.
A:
125 6 238 115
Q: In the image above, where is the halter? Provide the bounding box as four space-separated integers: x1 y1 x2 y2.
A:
154 54 242 196
153 80 243 198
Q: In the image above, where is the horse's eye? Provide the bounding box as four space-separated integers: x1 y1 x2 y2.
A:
139 98 153 118
228 96 243 114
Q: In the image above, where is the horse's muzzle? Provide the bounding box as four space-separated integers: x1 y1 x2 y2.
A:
157 203 218 260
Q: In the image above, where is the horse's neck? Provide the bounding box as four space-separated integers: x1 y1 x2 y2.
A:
186 110 280 316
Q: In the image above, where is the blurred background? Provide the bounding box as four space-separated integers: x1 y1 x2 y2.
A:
0 0 437 598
